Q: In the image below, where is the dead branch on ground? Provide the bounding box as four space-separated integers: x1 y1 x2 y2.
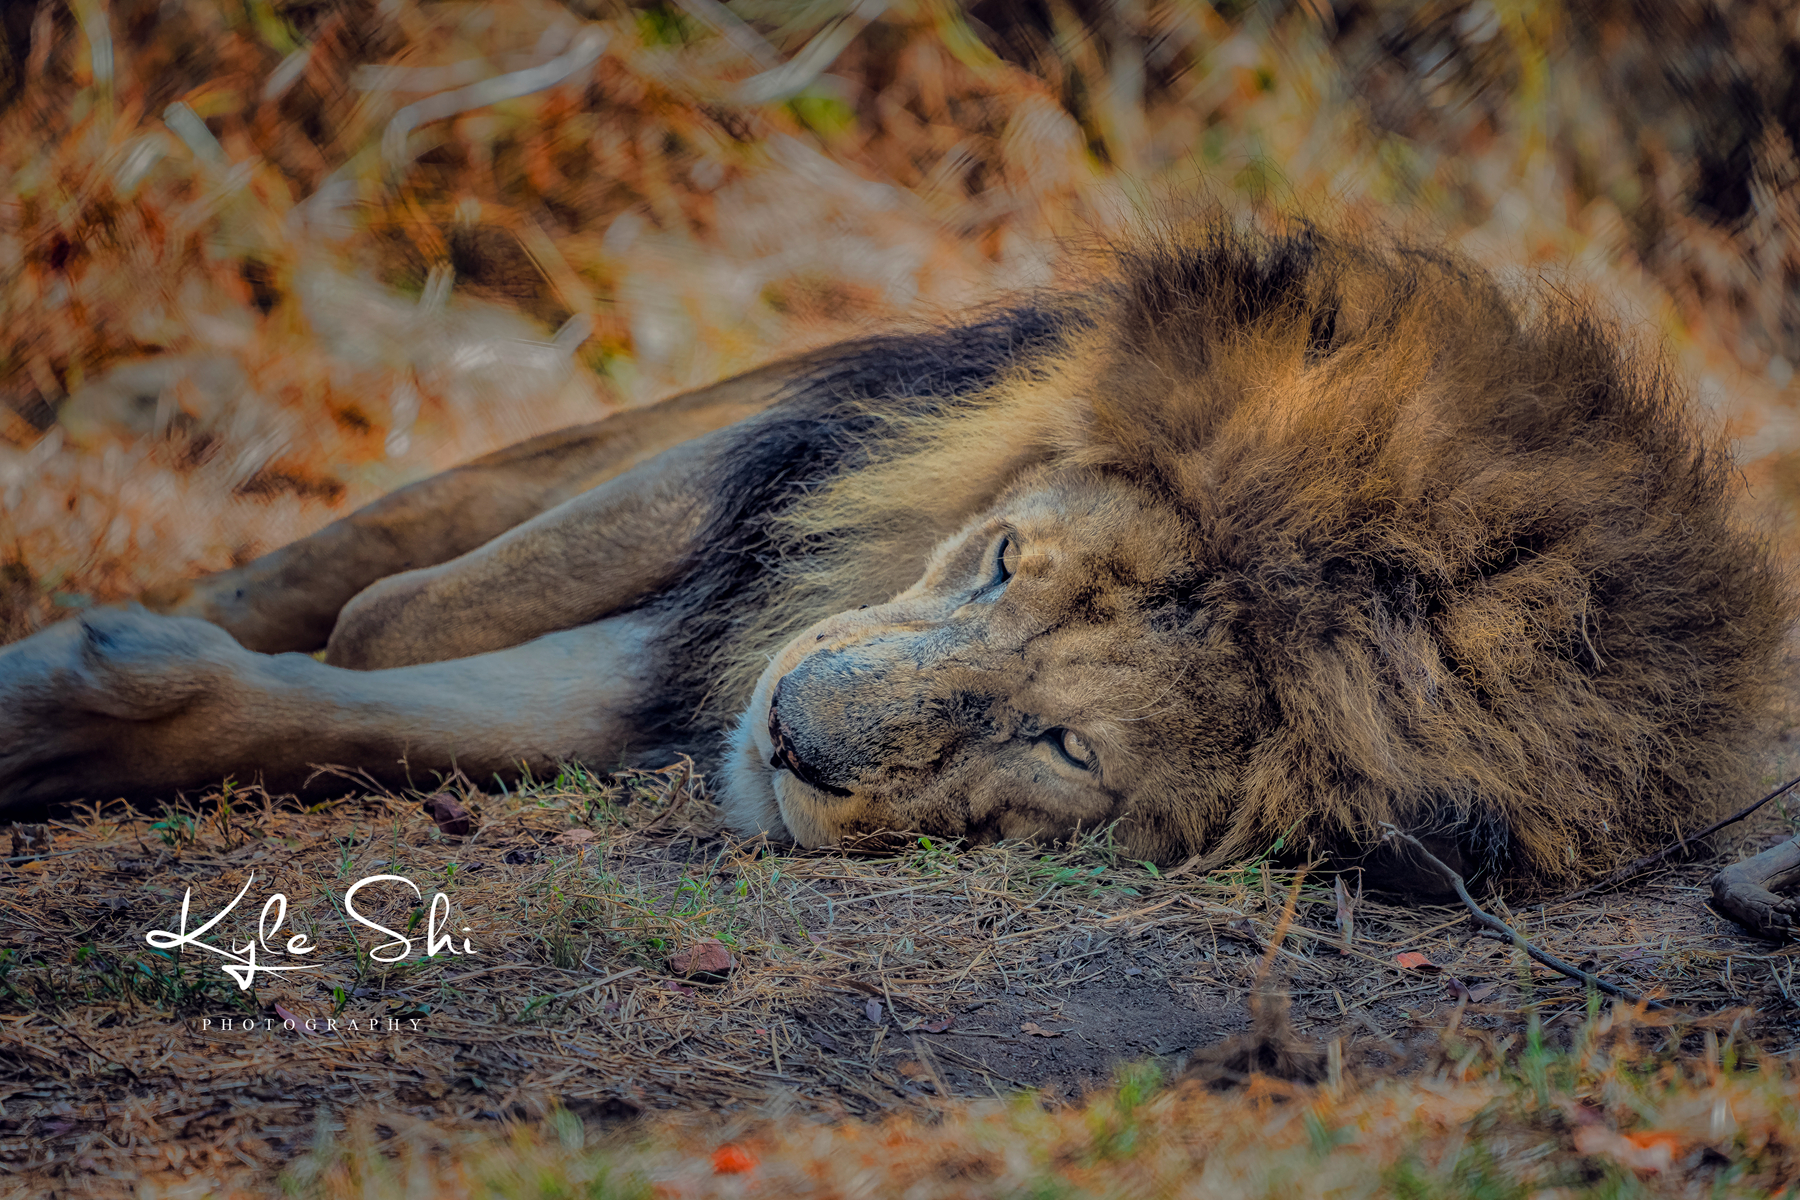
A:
1554 771 1800 905
1379 826 1668 1011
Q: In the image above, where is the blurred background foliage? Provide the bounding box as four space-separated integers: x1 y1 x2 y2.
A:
1 0 1797 639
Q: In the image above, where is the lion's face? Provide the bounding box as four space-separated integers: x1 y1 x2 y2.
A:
722 470 1264 862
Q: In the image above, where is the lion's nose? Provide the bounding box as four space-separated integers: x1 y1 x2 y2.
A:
768 676 853 797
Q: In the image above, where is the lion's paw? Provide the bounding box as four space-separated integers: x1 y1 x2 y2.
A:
0 607 244 806
1711 846 1800 941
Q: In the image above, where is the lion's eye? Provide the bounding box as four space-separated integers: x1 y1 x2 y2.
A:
1050 728 1095 769
994 535 1021 584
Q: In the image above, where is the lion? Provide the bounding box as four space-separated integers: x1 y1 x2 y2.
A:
2 222 1795 927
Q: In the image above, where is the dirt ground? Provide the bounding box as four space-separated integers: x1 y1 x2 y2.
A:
0 723 1797 1196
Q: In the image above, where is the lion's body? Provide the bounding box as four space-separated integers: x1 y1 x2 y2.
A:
0 223 1789 890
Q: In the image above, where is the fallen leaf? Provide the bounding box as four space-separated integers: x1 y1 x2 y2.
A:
1160 854 1205 879
661 980 695 996
1395 951 1440 973
1225 917 1261 944
865 998 884 1023
712 1144 758 1174
1574 1126 1674 1174
1445 978 1499 1002
1020 1021 1062 1037
10 824 49 857
274 1003 310 1033
917 1015 954 1033
552 828 597 846
1625 1131 1683 1155
669 939 736 978
422 793 473 836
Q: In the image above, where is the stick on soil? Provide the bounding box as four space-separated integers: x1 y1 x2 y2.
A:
1379 826 1668 1011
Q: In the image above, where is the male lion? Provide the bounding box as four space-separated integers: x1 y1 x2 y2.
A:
2 224 1795 924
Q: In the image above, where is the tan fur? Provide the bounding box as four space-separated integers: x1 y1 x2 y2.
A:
0 221 1787 891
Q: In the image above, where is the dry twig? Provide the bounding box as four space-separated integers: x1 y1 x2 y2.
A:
1379 826 1668 1011
1553 771 1800 905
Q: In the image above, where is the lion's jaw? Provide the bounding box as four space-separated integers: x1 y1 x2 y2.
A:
722 654 895 848
718 473 1260 862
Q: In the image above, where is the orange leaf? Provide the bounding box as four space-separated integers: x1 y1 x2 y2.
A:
1395 951 1439 973
712 1144 758 1174
1574 1126 1673 1173
1625 1131 1683 1154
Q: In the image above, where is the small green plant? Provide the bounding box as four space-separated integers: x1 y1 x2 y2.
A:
1086 1060 1164 1161
150 807 197 850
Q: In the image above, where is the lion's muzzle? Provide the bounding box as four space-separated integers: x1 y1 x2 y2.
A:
767 675 853 798
763 630 970 802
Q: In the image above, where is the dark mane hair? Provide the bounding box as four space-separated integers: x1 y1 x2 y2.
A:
1075 225 1790 879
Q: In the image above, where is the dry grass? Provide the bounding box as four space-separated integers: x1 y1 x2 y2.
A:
280 1029 1800 1199
6 0 1800 641
1 762 1798 1196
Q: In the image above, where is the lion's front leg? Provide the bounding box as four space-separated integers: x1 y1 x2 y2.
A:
0 606 667 810
140 352 814 655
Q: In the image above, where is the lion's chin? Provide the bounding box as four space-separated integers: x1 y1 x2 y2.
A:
721 664 795 843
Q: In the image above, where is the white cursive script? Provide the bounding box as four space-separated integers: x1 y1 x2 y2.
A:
144 872 477 989
344 875 478 964
144 872 317 990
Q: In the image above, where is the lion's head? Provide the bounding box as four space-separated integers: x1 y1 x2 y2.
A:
724 467 1261 863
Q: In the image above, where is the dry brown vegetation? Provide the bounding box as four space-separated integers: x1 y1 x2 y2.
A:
5 0 1800 1196
6 0 1800 637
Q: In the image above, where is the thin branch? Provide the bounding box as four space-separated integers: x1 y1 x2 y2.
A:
382 28 611 167
731 0 888 105
671 0 780 69
1253 865 1308 987
1379 826 1668 1012
1553 771 1800 905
